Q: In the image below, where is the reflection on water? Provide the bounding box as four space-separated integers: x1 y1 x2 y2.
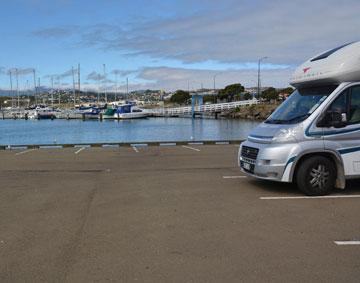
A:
0 118 260 145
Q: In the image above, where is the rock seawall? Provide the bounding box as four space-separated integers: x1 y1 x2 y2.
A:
223 103 279 121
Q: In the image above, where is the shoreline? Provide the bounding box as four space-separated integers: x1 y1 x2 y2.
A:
222 102 279 121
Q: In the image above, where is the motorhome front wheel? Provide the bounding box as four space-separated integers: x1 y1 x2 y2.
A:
296 156 336 196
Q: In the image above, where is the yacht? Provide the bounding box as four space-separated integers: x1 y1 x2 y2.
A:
28 105 58 120
103 104 148 119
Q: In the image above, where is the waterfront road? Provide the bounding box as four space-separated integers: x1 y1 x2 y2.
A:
0 145 359 282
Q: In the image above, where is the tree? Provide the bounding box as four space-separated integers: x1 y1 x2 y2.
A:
203 95 215 104
243 92 253 100
218 83 245 102
170 90 190 105
280 87 294 95
261 87 278 101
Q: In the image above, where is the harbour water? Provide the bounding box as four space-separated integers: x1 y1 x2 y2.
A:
0 118 260 146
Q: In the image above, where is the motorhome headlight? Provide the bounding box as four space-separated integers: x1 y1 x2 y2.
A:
272 125 302 143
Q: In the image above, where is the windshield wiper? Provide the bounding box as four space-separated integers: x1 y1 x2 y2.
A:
265 119 284 124
265 113 310 124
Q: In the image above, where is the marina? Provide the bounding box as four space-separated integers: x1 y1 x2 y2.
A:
0 99 259 120
0 118 259 146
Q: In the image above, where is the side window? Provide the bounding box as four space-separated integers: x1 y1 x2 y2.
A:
329 88 348 114
349 86 360 124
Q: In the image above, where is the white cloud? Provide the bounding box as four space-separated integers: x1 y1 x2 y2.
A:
7 68 34 75
135 66 293 91
34 0 360 65
30 0 360 90
87 71 105 81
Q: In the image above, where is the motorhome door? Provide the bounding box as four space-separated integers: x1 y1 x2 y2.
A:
322 85 360 176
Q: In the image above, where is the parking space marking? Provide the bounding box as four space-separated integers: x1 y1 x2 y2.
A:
260 195 360 200
182 145 200 152
75 147 86 155
334 241 360 246
132 146 139 153
223 176 247 179
15 149 36 156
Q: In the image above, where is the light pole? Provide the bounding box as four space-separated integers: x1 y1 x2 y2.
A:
257 57 268 99
213 72 222 103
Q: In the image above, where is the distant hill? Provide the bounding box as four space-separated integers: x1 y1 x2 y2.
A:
0 86 50 96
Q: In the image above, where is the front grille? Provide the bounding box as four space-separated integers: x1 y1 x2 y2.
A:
241 146 259 160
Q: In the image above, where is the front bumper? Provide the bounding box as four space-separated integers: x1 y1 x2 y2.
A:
238 140 299 182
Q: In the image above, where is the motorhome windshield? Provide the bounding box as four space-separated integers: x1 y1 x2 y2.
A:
265 85 338 124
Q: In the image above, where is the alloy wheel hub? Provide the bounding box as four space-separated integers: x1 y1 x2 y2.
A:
310 164 329 189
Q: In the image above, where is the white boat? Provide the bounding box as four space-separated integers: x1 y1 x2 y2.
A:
103 104 148 119
28 106 57 119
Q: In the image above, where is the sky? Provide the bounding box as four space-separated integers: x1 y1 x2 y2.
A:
0 0 359 93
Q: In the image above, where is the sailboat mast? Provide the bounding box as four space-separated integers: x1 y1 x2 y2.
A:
9 70 14 108
115 72 118 102
72 66 76 108
15 69 19 109
51 76 54 108
58 77 61 106
126 77 129 100
103 64 107 103
26 80 30 107
38 78 43 104
33 69 37 105
78 63 81 92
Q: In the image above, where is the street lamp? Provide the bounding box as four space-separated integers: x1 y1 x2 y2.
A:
257 57 268 99
213 72 222 103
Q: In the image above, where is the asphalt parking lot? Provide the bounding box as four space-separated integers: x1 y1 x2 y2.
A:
0 145 359 282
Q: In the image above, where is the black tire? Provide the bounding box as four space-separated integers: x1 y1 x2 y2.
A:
296 156 336 196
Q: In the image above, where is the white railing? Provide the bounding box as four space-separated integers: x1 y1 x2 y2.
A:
149 99 259 116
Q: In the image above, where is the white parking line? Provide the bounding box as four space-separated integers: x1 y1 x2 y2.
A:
132 146 139 153
260 195 360 200
75 147 86 155
182 145 200 152
223 176 247 179
15 149 36 156
334 241 360 246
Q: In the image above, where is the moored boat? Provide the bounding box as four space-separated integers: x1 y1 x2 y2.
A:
103 104 148 119
28 106 57 120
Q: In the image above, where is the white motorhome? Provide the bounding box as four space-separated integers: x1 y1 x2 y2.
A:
239 41 360 195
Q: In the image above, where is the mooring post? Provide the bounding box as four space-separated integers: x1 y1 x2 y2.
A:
199 95 203 118
191 95 195 119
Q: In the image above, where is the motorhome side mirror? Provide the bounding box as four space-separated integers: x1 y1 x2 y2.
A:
317 111 346 128
331 111 346 128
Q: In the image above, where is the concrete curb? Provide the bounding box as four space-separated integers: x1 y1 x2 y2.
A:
0 140 244 150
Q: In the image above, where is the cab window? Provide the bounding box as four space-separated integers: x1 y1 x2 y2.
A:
349 86 360 124
327 85 360 125
329 88 348 114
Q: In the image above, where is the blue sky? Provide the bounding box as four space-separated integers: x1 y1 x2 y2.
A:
0 0 359 92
